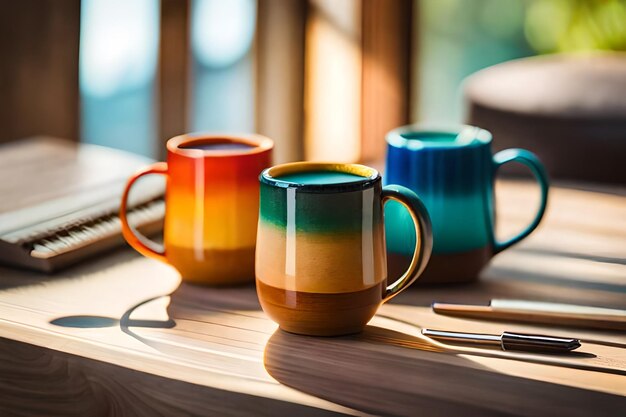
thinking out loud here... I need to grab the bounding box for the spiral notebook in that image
[0,137,165,273]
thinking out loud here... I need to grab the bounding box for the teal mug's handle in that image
[382,185,433,301]
[492,149,549,254]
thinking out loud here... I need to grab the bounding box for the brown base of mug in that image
[169,246,256,286]
[387,246,492,285]
[256,280,384,336]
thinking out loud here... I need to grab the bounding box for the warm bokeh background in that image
[1,0,625,172]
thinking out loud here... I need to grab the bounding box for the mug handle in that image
[492,149,549,254]
[382,185,433,302]
[120,162,168,263]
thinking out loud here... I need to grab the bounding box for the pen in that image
[421,329,581,353]
[431,300,626,331]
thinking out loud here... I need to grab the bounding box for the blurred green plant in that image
[525,0,626,52]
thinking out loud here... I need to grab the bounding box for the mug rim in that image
[167,132,274,158]
[260,162,380,193]
[386,123,492,151]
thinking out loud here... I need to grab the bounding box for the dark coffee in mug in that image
[179,140,257,152]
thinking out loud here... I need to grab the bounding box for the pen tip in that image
[569,339,581,351]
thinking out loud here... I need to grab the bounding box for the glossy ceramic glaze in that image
[256,162,433,336]
[385,125,549,284]
[120,133,273,285]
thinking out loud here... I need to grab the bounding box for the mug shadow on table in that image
[51,281,267,363]
[50,281,264,329]
[263,326,623,417]
[49,294,177,330]
[118,282,264,346]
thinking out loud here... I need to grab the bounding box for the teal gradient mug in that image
[385,125,549,284]
[256,162,433,336]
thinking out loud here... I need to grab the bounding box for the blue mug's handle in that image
[492,149,549,254]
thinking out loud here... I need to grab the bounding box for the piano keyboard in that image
[29,199,165,259]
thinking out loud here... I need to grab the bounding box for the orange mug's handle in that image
[120,162,168,263]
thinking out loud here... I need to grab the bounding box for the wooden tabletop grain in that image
[0,180,625,416]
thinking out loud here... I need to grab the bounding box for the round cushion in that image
[464,53,626,184]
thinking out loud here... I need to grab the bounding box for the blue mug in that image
[384,124,549,284]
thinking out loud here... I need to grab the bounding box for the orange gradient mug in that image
[120,133,273,285]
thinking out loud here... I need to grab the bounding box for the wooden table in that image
[1,180,625,416]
